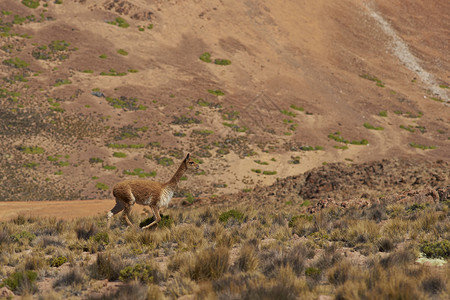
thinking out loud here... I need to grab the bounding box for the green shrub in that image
[89,157,104,164]
[90,232,110,245]
[49,256,67,267]
[305,267,322,277]
[208,89,224,96]
[103,165,116,170]
[139,214,173,228]
[421,240,450,259]
[123,168,156,178]
[400,125,415,132]
[199,52,211,63]
[107,17,129,28]
[117,49,128,56]
[360,74,384,87]
[379,110,388,117]
[113,152,127,158]
[96,182,109,190]
[219,209,244,224]
[363,122,384,130]
[11,231,36,244]
[3,57,29,68]
[214,59,231,65]
[49,40,70,51]
[280,109,296,117]
[156,157,173,166]
[19,146,44,154]
[119,264,154,283]
[263,170,277,175]
[290,104,304,111]
[2,270,38,293]
[409,142,436,150]
[107,143,145,149]
[54,79,71,87]
[22,0,40,8]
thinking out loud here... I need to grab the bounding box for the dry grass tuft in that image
[187,247,229,280]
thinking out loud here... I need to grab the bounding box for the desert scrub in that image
[119,264,154,283]
[156,156,173,166]
[300,145,324,151]
[290,104,304,111]
[107,17,130,28]
[328,132,368,145]
[199,52,212,63]
[2,270,38,294]
[420,240,450,259]
[191,129,214,136]
[3,57,29,68]
[123,168,156,178]
[214,59,231,65]
[107,143,145,149]
[400,125,415,132]
[103,165,116,170]
[139,214,173,229]
[113,152,127,158]
[409,142,436,150]
[95,182,109,191]
[18,145,44,154]
[11,230,36,246]
[219,209,244,224]
[172,115,202,125]
[89,157,104,164]
[54,79,71,87]
[360,74,385,87]
[263,170,277,175]
[186,247,229,280]
[49,255,67,267]
[280,109,296,117]
[21,0,40,9]
[363,122,384,130]
[100,69,127,76]
[223,122,248,132]
[254,160,269,165]
[379,110,388,117]
[117,49,128,56]
[105,96,146,110]
[208,89,224,96]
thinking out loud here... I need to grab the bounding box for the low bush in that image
[119,264,154,283]
[421,240,450,259]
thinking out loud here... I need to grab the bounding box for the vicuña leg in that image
[107,200,124,228]
[142,205,161,230]
[122,204,134,227]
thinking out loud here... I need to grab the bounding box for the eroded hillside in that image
[0,0,448,201]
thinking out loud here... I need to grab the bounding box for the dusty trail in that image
[0,199,146,221]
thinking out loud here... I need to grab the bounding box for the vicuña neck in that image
[166,161,186,188]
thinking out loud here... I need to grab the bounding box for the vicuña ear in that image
[185,153,190,160]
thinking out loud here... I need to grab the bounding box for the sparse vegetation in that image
[117,49,128,56]
[107,17,130,28]
[409,142,436,150]
[364,122,384,130]
[199,52,211,63]
[360,73,385,87]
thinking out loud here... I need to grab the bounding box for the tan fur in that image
[107,153,199,229]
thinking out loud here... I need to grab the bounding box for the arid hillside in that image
[0,0,448,201]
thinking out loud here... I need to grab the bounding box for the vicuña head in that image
[106,153,199,229]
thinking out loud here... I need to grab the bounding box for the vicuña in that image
[107,153,199,229]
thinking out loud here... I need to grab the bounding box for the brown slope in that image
[0,0,448,201]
